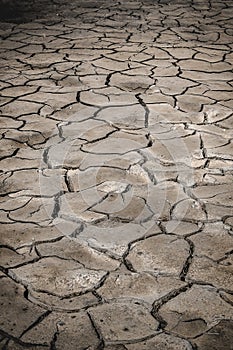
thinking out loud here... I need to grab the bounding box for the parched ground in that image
[0,0,233,349]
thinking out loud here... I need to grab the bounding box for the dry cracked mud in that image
[0,0,233,349]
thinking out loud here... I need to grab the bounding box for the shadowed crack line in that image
[0,329,48,349]
[180,238,195,281]
[20,311,52,339]
[151,283,192,330]
[87,312,105,350]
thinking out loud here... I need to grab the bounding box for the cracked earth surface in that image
[0,0,233,349]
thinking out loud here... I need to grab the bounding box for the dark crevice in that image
[0,329,48,348]
[87,312,105,350]
[0,148,19,161]
[20,311,52,339]
[151,283,192,329]
[180,238,195,281]
[64,171,73,192]
[50,329,59,350]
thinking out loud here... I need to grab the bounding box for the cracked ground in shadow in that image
[0,0,233,349]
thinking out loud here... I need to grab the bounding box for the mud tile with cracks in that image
[202,105,233,123]
[190,222,233,261]
[217,114,233,130]
[3,341,49,349]
[45,139,84,169]
[0,100,43,117]
[28,288,98,312]
[181,70,233,83]
[106,92,139,106]
[68,167,127,192]
[0,277,46,338]
[155,76,197,96]
[110,73,154,93]
[52,104,98,122]
[98,272,186,304]
[154,133,202,165]
[207,142,233,161]
[180,58,231,73]
[1,169,66,197]
[0,246,37,269]
[24,91,77,111]
[166,47,196,59]
[126,333,193,350]
[0,116,23,129]
[92,56,129,71]
[37,237,120,271]
[59,189,107,223]
[8,197,54,225]
[79,74,108,89]
[88,301,159,343]
[200,133,231,150]
[79,151,143,172]
[61,119,114,141]
[188,123,232,140]
[77,220,159,257]
[127,234,190,275]
[146,181,188,220]
[81,131,147,154]
[187,255,233,291]
[148,103,203,124]
[0,195,30,211]
[176,94,214,113]
[93,192,152,223]
[202,172,233,185]
[3,129,46,147]
[10,146,43,163]
[205,203,233,221]
[9,256,106,297]
[143,161,189,185]
[0,85,39,99]
[97,104,146,129]
[144,47,171,59]
[207,158,233,172]
[192,184,233,207]
[159,284,233,338]
[149,122,193,140]
[0,221,76,248]
[111,129,149,148]
[0,139,21,159]
[140,91,174,105]
[152,65,179,78]
[20,311,99,349]
[19,115,58,138]
[22,53,65,69]
[193,320,233,350]
[172,198,207,222]
[127,164,151,185]
[164,220,200,237]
